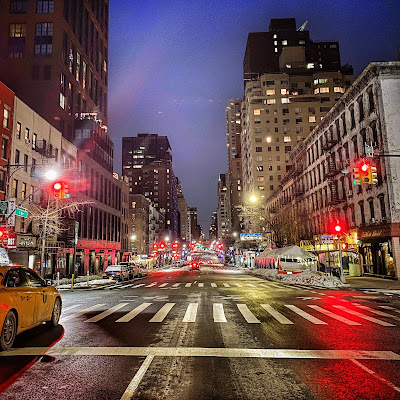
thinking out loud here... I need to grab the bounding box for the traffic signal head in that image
[360,162,371,184]
[369,166,378,184]
[353,167,361,185]
[53,182,62,198]
[52,181,70,198]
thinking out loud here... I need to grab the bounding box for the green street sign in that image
[0,201,8,215]
[15,208,28,218]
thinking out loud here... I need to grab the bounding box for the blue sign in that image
[240,233,263,241]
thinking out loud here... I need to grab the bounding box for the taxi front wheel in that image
[1,311,17,351]
[47,298,61,327]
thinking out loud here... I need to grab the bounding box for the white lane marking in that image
[5,347,399,360]
[198,283,204,287]
[260,284,272,289]
[351,359,400,393]
[182,303,199,323]
[62,304,81,312]
[247,283,256,287]
[270,283,282,288]
[115,303,152,323]
[379,306,400,314]
[213,303,227,322]
[61,304,106,322]
[149,303,175,323]
[234,283,243,287]
[172,283,181,287]
[185,283,192,287]
[308,305,361,326]
[159,283,168,287]
[237,304,260,323]
[132,284,145,289]
[120,284,135,289]
[223,283,230,288]
[145,282,157,288]
[333,306,395,327]
[120,355,154,400]
[85,303,129,323]
[211,283,217,287]
[285,305,327,325]
[261,304,293,324]
[355,305,400,322]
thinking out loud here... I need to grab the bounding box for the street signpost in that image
[0,201,8,215]
[15,208,28,218]
[7,198,16,227]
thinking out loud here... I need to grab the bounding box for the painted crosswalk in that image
[60,302,400,328]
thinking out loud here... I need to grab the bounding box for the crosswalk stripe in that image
[213,303,227,322]
[159,283,168,287]
[182,303,199,323]
[172,283,181,287]
[145,283,157,288]
[61,304,106,322]
[237,304,260,323]
[270,283,282,288]
[379,306,400,314]
[355,305,400,322]
[149,303,175,323]
[85,303,129,323]
[62,304,81,312]
[308,305,361,325]
[132,284,145,288]
[247,283,256,287]
[223,283,230,288]
[261,304,293,324]
[185,283,192,288]
[234,283,243,287]
[333,306,395,327]
[115,303,152,323]
[211,283,217,287]
[260,284,272,289]
[198,283,204,288]
[285,305,327,325]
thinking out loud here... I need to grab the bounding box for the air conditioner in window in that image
[348,190,353,197]
[382,216,387,221]
[25,139,30,145]
[371,218,375,223]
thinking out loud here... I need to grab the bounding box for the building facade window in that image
[3,109,10,129]
[1,138,8,159]
[37,0,54,13]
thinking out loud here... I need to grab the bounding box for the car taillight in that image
[102,273,106,276]
[116,272,121,275]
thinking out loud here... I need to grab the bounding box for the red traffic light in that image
[53,182,62,190]
[172,242,179,249]
[152,243,158,250]
[52,181,70,199]
[334,224,342,233]
[361,163,369,172]
[159,242,166,249]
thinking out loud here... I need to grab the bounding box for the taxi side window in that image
[4,269,26,288]
[24,270,44,287]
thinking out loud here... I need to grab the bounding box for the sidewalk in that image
[345,275,400,290]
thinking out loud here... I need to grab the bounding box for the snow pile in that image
[250,268,344,288]
[56,278,114,289]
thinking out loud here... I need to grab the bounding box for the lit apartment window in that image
[253,109,261,115]
[266,89,275,96]
[256,166,263,171]
[274,48,278,53]
[286,64,292,68]
[280,88,287,95]
[266,137,271,143]
[3,109,10,129]
[309,116,316,123]
[16,122,21,139]
[320,87,329,93]
[257,176,264,182]
[258,186,265,191]
[299,40,305,44]
[284,136,291,143]
[281,98,289,104]
[10,23,26,37]
[37,1,54,13]
[282,40,287,46]
[267,99,276,105]
[307,63,315,69]
[274,41,278,46]
[273,34,277,39]
[314,88,320,94]
[319,78,328,84]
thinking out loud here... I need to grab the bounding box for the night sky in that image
[108,0,400,234]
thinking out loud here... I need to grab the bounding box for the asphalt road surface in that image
[1,266,399,400]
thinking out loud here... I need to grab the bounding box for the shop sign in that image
[321,235,334,244]
[17,235,37,248]
[6,233,17,250]
[240,233,263,241]
[359,225,391,240]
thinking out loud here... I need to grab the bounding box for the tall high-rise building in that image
[217,174,231,240]
[177,178,191,242]
[0,0,109,142]
[122,134,178,237]
[243,18,346,84]
[226,99,242,232]
[241,18,354,202]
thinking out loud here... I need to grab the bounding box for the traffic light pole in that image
[40,195,51,277]
[337,236,346,283]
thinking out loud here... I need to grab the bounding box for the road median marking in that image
[2,347,400,360]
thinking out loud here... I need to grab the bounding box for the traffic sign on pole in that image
[15,208,28,218]
[0,201,8,215]
[7,198,16,227]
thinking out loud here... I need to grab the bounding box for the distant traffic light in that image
[360,162,370,184]
[52,181,70,198]
[172,242,179,250]
[353,161,378,185]
[353,167,361,185]
[334,223,342,233]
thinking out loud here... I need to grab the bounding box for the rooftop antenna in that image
[297,21,308,31]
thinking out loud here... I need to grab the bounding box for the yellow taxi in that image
[0,266,62,351]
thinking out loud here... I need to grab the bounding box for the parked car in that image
[102,265,130,281]
[0,266,62,351]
